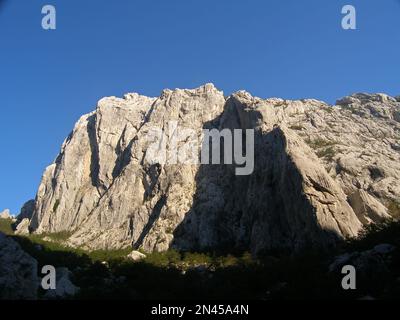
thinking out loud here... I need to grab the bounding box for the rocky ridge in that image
[20,84,399,254]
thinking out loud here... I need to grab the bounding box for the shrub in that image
[214,254,239,268]
[88,248,132,262]
[306,138,337,149]
[53,199,60,213]
[289,125,304,131]
[144,249,182,267]
[239,251,255,266]
[388,200,400,219]
[41,231,73,242]
[183,252,212,265]
[316,146,336,161]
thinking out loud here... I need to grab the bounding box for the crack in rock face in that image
[27,84,400,254]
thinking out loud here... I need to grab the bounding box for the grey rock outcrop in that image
[15,218,30,235]
[0,209,11,219]
[27,85,399,254]
[0,232,39,299]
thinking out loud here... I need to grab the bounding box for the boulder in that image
[0,232,39,299]
[127,250,146,261]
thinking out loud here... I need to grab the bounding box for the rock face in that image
[348,190,390,224]
[0,232,39,299]
[15,218,30,235]
[17,200,35,221]
[27,85,400,254]
[0,209,11,219]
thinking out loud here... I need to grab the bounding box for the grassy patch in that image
[323,107,334,113]
[306,138,338,161]
[144,249,182,267]
[11,235,90,270]
[7,231,131,271]
[41,231,73,242]
[0,218,14,235]
[88,248,132,262]
[182,252,213,265]
[306,138,337,149]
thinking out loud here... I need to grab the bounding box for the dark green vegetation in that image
[1,219,400,300]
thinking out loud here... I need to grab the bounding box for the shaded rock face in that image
[17,200,35,221]
[0,232,39,299]
[14,201,36,234]
[28,85,400,254]
[173,94,361,253]
[348,190,390,224]
[329,244,396,286]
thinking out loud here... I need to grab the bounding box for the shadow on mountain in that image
[87,114,101,188]
[171,96,342,256]
[132,195,167,250]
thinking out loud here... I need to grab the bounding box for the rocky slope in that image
[23,84,400,254]
[0,232,39,299]
[0,231,80,300]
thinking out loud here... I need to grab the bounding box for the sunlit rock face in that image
[28,85,400,254]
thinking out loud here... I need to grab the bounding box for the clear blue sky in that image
[1,0,399,214]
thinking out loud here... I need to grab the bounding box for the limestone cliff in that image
[26,84,400,254]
